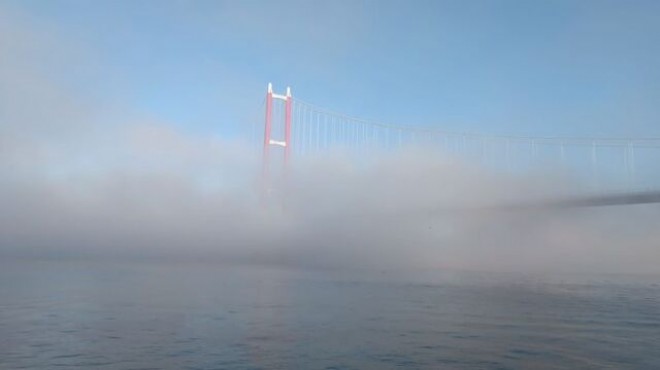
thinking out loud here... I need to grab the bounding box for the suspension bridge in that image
[259,83,660,206]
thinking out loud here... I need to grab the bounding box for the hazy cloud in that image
[2,136,660,275]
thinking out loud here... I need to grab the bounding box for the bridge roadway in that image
[498,190,660,210]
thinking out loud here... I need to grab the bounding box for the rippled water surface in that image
[1,259,659,369]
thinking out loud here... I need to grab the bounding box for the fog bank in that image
[2,133,659,274]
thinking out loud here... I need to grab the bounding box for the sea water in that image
[1,259,659,369]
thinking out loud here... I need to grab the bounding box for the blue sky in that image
[4,0,660,139]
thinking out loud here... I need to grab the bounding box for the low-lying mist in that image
[2,125,659,275]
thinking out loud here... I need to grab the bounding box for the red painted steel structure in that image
[284,87,292,166]
[262,83,292,201]
[262,83,273,188]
